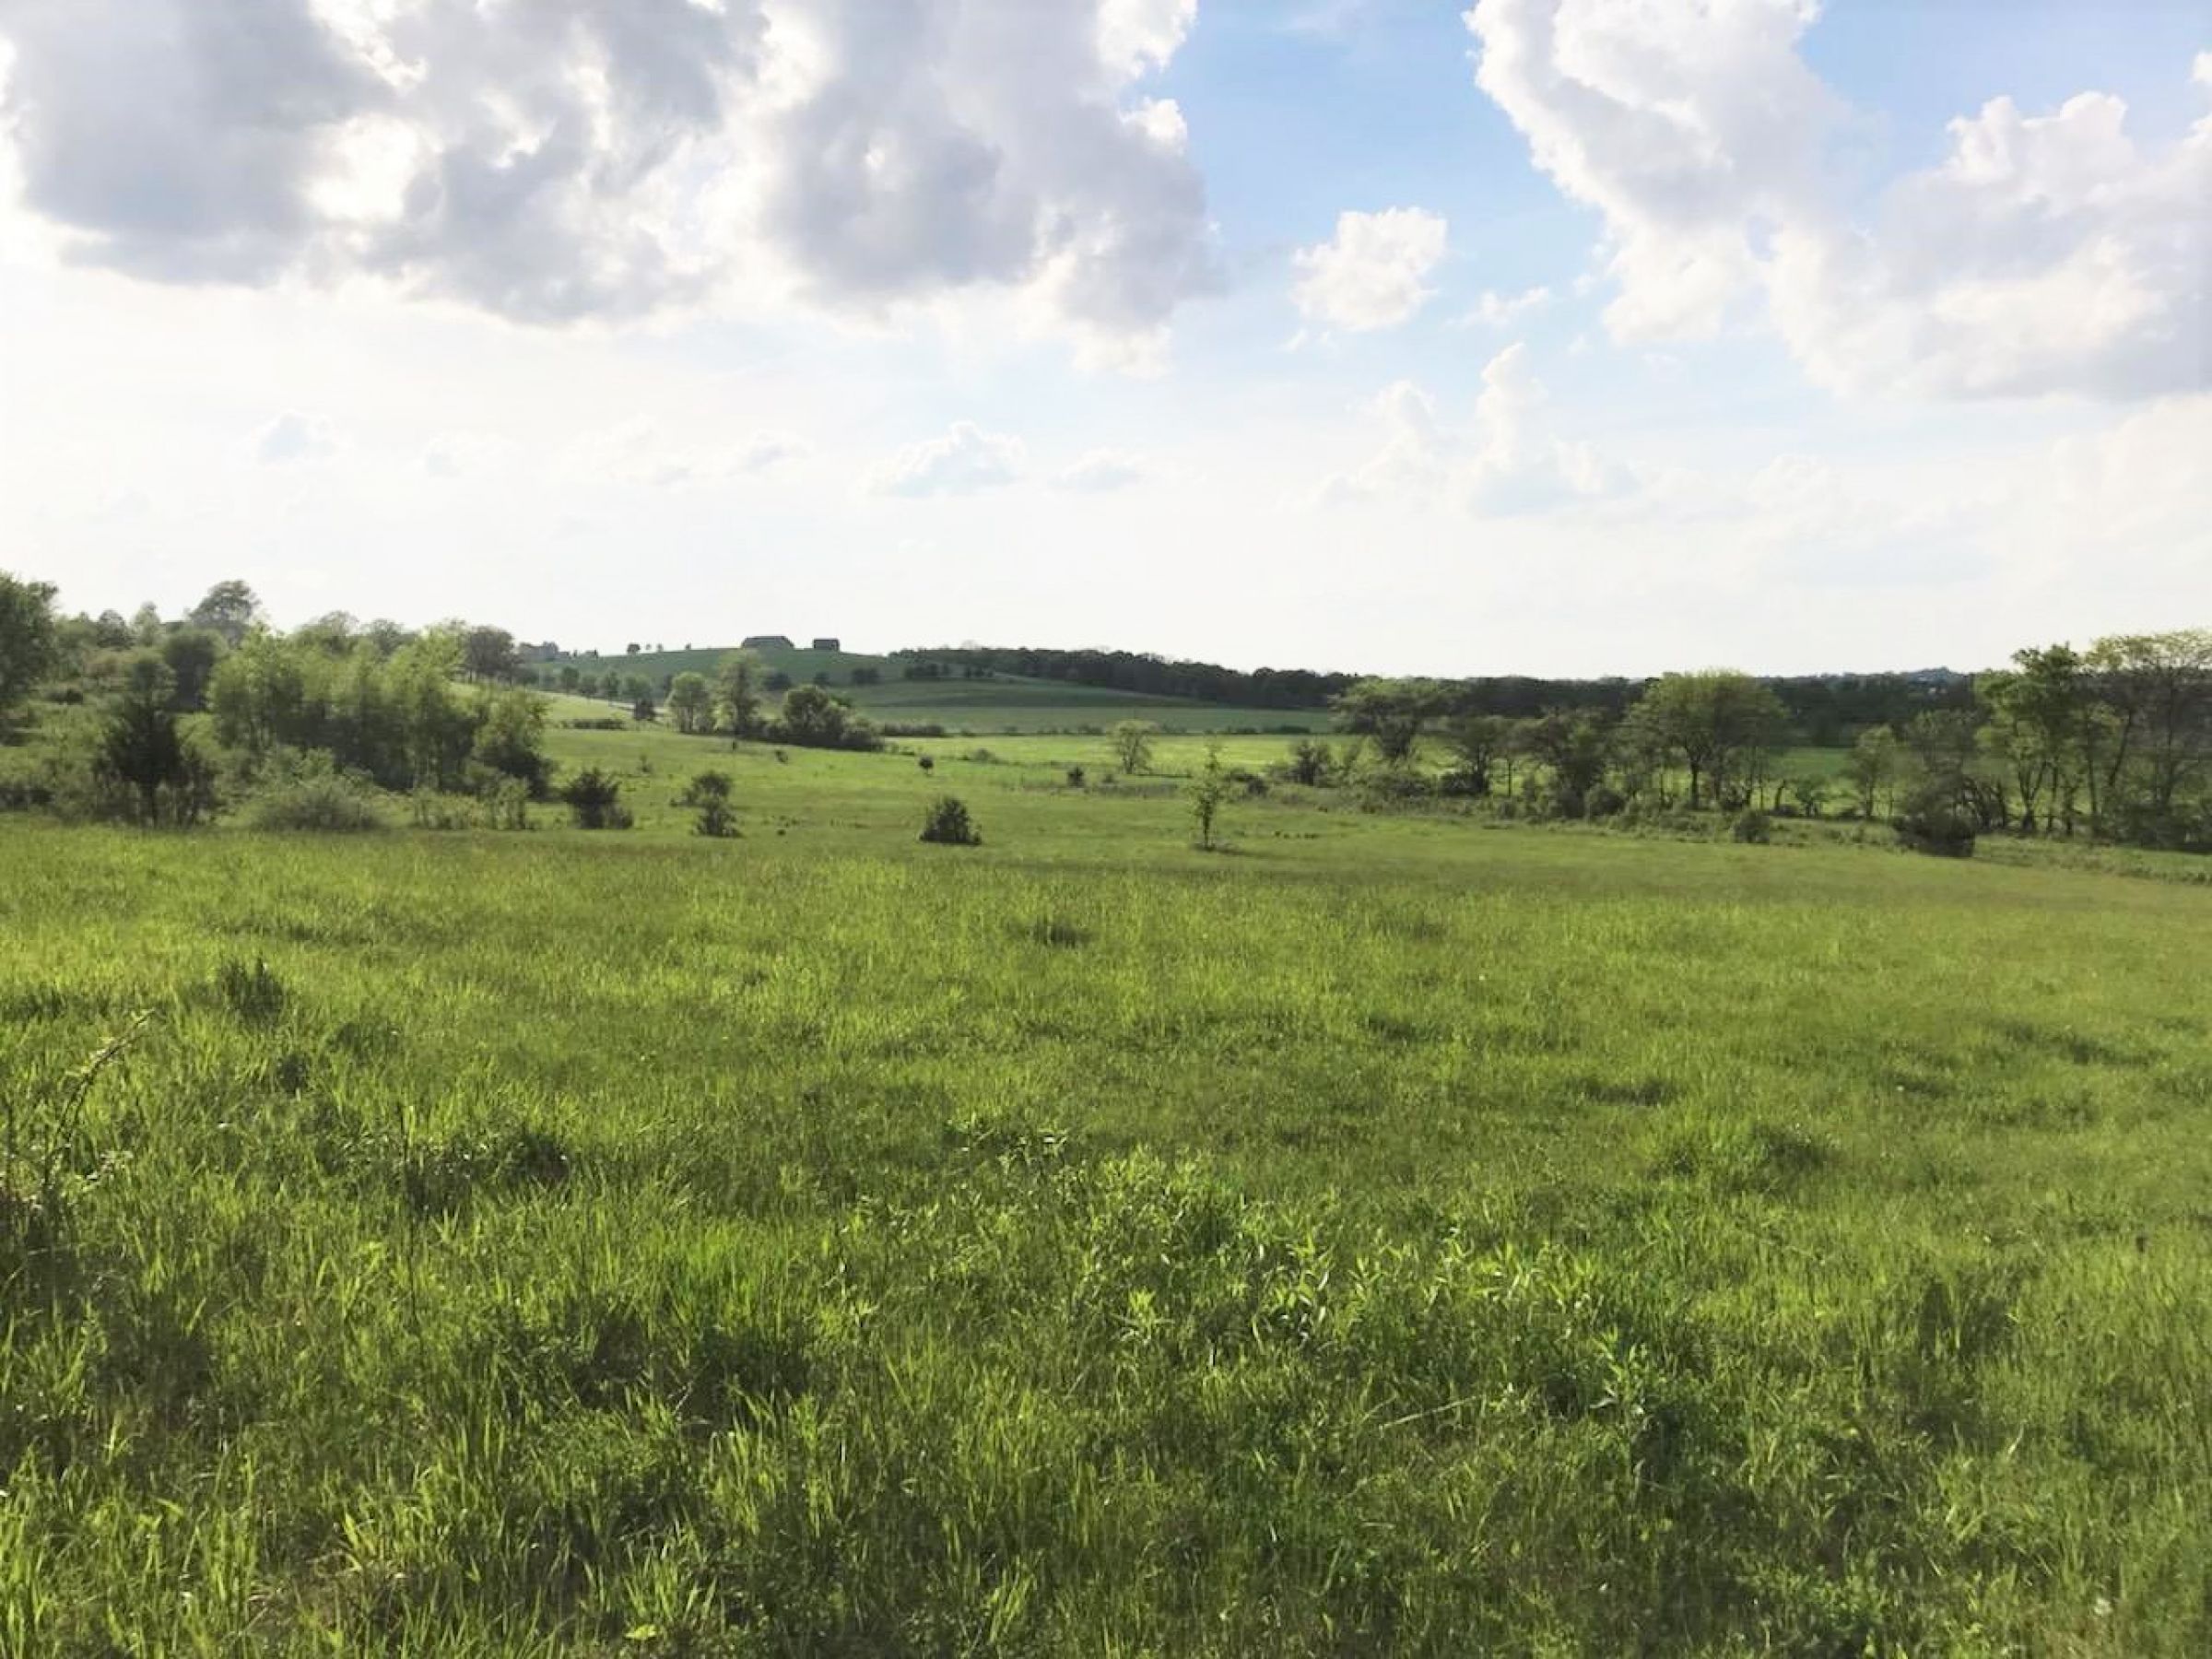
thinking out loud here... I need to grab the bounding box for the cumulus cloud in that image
[1052,449,1148,492]
[866,421,1027,498]
[1291,207,1450,332]
[253,411,339,464]
[0,0,1218,348]
[1466,0,2210,400]
[1314,343,1636,512]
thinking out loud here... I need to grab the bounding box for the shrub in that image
[562,768,632,830]
[410,789,475,830]
[484,778,531,831]
[919,795,981,846]
[1730,807,1773,844]
[250,777,388,833]
[1894,786,1976,858]
[1065,765,1087,788]
[683,771,738,839]
[918,755,935,774]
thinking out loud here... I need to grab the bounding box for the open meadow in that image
[5,727,2210,1654]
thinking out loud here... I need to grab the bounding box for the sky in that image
[0,0,2205,677]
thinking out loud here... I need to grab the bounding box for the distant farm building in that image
[742,634,794,650]
[812,638,841,652]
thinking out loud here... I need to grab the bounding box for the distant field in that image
[546,646,1328,734]
[4,725,2209,1652]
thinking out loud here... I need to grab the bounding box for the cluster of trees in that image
[0,576,555,823]
[898,646,1360,709]
[1324,631,2212,852]
[894,642,1977,733]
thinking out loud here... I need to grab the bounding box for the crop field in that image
[4,735,2209,1655]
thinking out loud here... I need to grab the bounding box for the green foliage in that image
[1730,806,1773,844]
[0,570,61,728]
[1331,677,1451,764]
[1186,744,1231,850]
[95,659,218,827]
[769,684,881,752]
[1109,719,1160,774]
[561,768,631,830]
[919,794,981,845]
[1895,782,1979,857]
[681,771,738,839]
[248,775,390,833]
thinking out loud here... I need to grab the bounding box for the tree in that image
[2084,629,2212,842]
[159,629,225,712]
[1109,720,1160,774]
[0,571,60,728]
[774,683,870,749]
[1332,678,1449,766]
[1186,744,1231,850]
[1843,726,1900,820]
[462,626,519,683]
[1441,712,1508,794]
[471,688,551,794]
[188,580,262,646]
[1286,736,1333,786]
[1524,711,1613,818]
[764,669,794,694]
[129,602,164,645]
[1630,672,1788,810]
[713,651,764,742]
[99,658,214,826]
[667,671,713,735]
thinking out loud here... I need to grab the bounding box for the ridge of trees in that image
[894,642,1974,739]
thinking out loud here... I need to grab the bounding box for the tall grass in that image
[1,809,2207,1653]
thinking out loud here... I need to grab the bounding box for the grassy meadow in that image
[4,720,2211,1653]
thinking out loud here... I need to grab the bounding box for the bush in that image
[918,755,935,773]
[682,771,738,839]
[1894,788,1977,858]
[561,768,632,830]
[1730,807,1773,844]
[250,777,388,833]
[1065,765,1087,788]
[919,795,981,846]
[483,778,532,831]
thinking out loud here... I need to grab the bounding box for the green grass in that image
[4,741,2210,1653]
[549,647,1326,734]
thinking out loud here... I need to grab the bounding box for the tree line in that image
[894,643,1977,737]
[1322,631,2212,853]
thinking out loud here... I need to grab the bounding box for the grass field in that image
[549,647,1327,735]
[4,728,2211,1653]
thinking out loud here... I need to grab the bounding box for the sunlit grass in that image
[3,760,2209,1652]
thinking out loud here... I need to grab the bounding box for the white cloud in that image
[566,418,809,489]
[1291,207,1450,332]
[1314,343,1637,513]
[1455,284,1554,328]
[866,421,1027,498]
[1052,449,1148,492]
[1466,0,2211,400]
[254,411,339,464]
[0,0,1218,353]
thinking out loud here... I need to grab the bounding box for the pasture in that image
[3,741,2209,1653]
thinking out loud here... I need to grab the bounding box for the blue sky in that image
[0,0,2204,675]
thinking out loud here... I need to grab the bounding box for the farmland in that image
[4,716,2210,1653]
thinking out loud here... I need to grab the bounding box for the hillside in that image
[546,644,1326,734]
